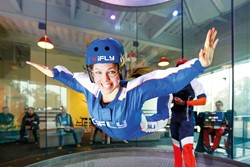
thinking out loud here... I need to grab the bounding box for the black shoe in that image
[205,146,214,154]
[207,149,214,155]
[204,146,211,152]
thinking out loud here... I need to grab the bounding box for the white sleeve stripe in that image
[190,79,206,97]
[74,73,99,95]
[54,65,73,75]
[54,66,99,96]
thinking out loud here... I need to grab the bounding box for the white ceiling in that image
[0,0,249,69]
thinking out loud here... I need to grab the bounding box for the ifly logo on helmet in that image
[91,55,115,62]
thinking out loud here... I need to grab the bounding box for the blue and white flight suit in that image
[52,58,205,140]
[171,79,206,167]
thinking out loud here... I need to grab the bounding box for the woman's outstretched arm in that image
[26,61,54,77]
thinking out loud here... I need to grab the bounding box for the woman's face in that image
[92,63,120,94]
[28,108,34,115]
[215,102,223,111]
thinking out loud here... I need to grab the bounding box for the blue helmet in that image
[86,38,125,65]
[85,38,126,82]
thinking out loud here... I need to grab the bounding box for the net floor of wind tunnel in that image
[26,147,250,167]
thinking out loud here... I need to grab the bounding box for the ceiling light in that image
[172,10,179,17]
[110,14,116,20]
[158,56,169,67]
[37,35,54,49]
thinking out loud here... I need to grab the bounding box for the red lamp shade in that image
[176,58,188,67]
[127,50,137,62]
[158,56,169,66]
[37,35,54,49]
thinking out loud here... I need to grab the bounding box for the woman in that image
[26,28,218,140]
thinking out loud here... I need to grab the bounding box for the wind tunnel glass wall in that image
[184,0,250,164]
[233,1,250,163]
[1,0,250,166]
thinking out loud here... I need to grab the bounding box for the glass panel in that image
[183,0,233,159]
[234,1,250,163]
[186,0,250,165]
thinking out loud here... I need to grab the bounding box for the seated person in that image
[0,106,15,130]
[55,106,81,150]
[19,107,40,143]
[203,100,226,154]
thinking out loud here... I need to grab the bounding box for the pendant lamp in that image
[158,56,169,66]
[38,35,54,49]
[37,0,54,49]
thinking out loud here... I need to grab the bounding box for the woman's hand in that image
[199,27,219,67]
[26,61,54,77]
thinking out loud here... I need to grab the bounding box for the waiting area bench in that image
[38,127,84,148]
[0,129,20,143]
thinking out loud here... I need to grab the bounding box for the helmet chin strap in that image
[122,64,127,80]
[86,65,94,83]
